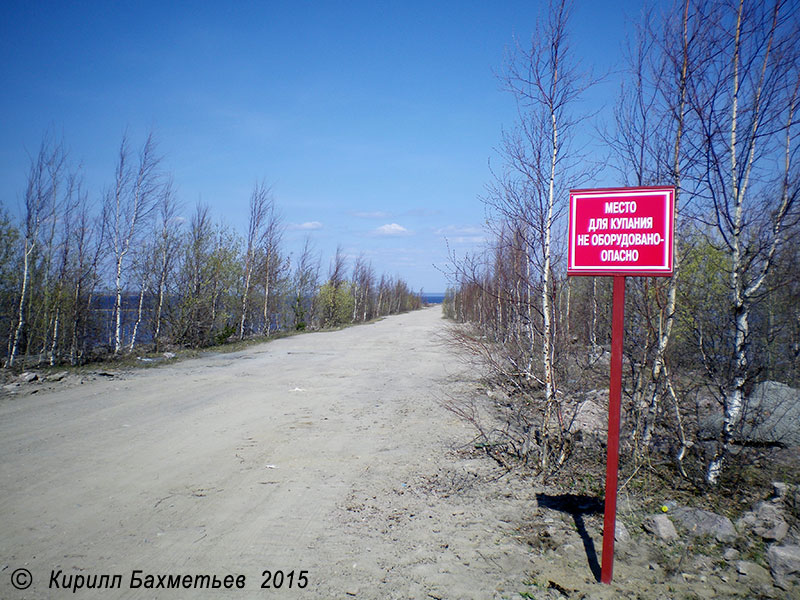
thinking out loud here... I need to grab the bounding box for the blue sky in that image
[1,0,646,292]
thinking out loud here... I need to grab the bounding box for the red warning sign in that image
[568,187,675,276]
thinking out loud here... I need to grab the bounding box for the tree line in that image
[2,132,422,369]
[444,0,799,486]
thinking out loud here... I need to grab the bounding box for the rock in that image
[642,513,678,542]
[700,381,800,445]
[773,482,789,500]
[723,548,740,561]
[767,544,800,590]
[737,501,789,542]
[747,382,800,445]
[565,396,606,437]
[736,560,772,586]
[754,505,789,543]
[670,507,737,542]
[738,511,757,529]
[691,554,715,573]
[18,372,38,383]
[45,372,66,382]
[163,352,176,359]
[614,520,630,542]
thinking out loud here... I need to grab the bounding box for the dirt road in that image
[0,307,546,599]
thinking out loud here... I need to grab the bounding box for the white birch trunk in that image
[154,258,167,352]
[239,253,253,340]
[113,254,125,354]
[9,240,32,367]
[49,305,60,366]
[540,106,558,472]
[129,279,147,351]
[263,248,272,335]
[707,1,746,484]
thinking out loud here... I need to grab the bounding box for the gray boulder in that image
[614,520,630,542]
[736,560,773,587]
[642,513,679,542]
[701,381,800,446]
[670,507,737,542]
[723,547,740,562]
[773,481,789,500]
[767,544,800,590]
[737,501,789,542]
[565,394,607,438]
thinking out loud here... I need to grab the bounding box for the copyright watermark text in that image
[6,567,308,594]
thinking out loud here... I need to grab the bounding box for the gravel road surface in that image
[0,307,543,599]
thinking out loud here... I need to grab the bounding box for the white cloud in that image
[374,223,410,236]
[289,221,323,231]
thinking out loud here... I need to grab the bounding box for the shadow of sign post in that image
[567,186,675,583]
[536,493,603,581]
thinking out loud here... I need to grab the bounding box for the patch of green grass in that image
[738,537,768,567]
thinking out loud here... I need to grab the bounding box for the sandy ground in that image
[0,307,547,599]
[3,306,777,600]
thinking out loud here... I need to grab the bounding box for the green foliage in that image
[292,292,307,330]
[214,324,236,345]
[668,233,734,376]
[441,288,456,320]
[172,212,243,348]
[0,212,21,354]
[317,282,354,328]
[2,134,425,367]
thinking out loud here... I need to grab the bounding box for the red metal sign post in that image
[567,187,675,584]
[601,274,626,584]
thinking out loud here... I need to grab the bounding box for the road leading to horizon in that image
[0,306,540,599]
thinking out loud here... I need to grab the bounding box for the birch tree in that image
[151,178,181,352]
[8,138,65,367]
[68,195,104,365]
[260,199,283,335]
[501,0,594,471]
[321,245,349,327]
[127,246,150,351]
[290,237,320,331]
[351,254,375,323]
[47,172,82,364]
[239,181,271,339]
[0,212,21,360]
[105,132,161,354]
[603,0,702,468]
[689,0,800,484]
